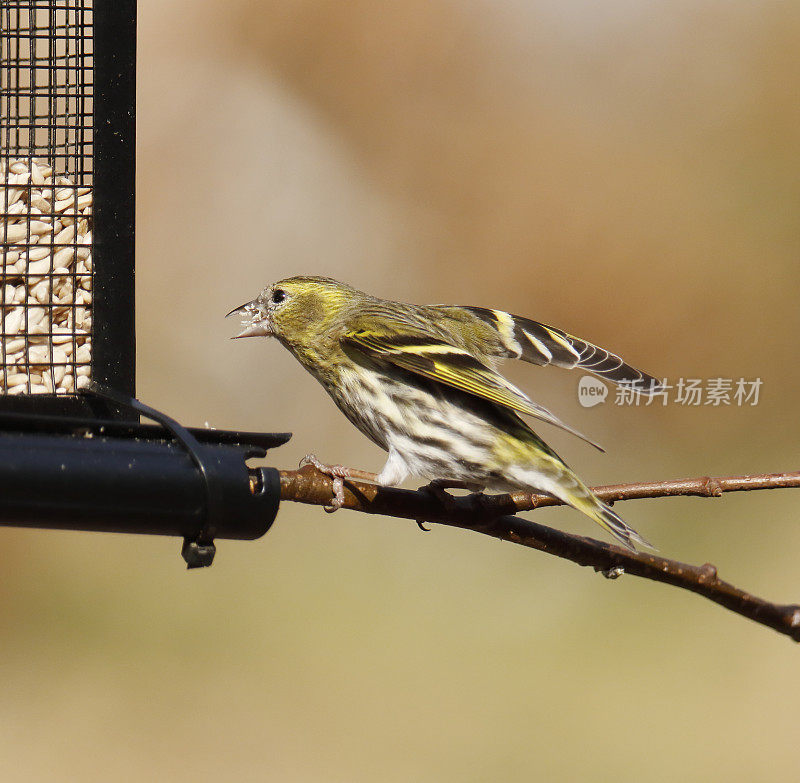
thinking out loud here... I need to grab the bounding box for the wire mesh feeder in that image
[0,1,134,413]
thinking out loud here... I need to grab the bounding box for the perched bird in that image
[228,276,659,550]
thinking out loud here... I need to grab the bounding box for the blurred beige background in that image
[3,1,800,780]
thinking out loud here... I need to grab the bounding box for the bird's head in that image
[227,276,358,356]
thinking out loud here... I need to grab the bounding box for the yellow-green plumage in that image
[229,276,658,550]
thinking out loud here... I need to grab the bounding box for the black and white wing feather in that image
[462,307,662,393]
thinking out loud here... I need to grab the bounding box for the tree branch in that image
[278,466,800,642]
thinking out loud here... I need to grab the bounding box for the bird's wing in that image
[342,327,604,451]
[460,307,662,393]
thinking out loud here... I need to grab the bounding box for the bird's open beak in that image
[226,301,255,318]
[226,299,273,339]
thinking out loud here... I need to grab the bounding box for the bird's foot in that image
[421,479,484,507]
[299,454,378,512]
[420,479,461,509]
[416,480,487,531]
[467,491,495,513]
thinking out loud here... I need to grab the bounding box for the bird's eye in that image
[271,289,286,304]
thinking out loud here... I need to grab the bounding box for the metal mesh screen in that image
[0,1,93,396]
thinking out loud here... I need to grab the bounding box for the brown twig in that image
[278,466,800,642]
[505,471,800,510]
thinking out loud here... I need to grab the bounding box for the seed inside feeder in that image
[1,158,92,395]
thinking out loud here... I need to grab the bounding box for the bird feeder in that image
[0,1,288,566]
[1,0,134,413]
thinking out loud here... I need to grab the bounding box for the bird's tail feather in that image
[518,459,652,551]
[579,497,653,551]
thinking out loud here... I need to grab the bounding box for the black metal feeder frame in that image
[0,1,287,566]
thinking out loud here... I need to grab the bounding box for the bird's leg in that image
[299,454,379,512]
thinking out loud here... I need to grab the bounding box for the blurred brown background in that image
[3,1,800,780]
